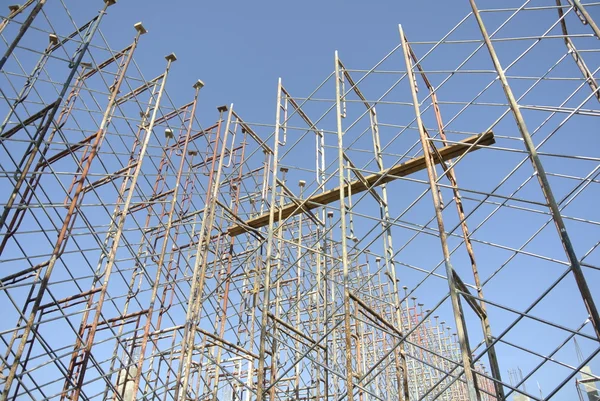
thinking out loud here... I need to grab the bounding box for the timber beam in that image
[228,131,495,236]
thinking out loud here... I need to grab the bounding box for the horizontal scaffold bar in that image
[228,131,495,236]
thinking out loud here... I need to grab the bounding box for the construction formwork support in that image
[0,3,116,398]
[0,0,47,71]
[334,53,355,401]
[255,79,283,401]
[469,0,600,342]
[400,25,481,401]
[401,29,505,400]
[175,103,232,400]
[1,1,600,401]
[0,6,112,251]
[59,52,174,401]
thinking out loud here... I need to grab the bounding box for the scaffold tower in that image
[1,1,600,401]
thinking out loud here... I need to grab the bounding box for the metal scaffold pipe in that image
[469,0,600,343]
[1,1,599,400]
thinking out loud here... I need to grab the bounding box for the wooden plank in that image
[228,131,495,236]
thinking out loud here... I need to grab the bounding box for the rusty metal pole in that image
[399,25,481,401]
[367,98,410,401]
[0,0,48,71]
[0,2,110,242]
[0,1,37,35]
[469,0,600,342]
[570,0,600,39]
[268,166,288,401]
[0,15,138,401]
[210,127,247,401]
[62,52,175,401]
[403,36,505,399]
[176,105,232,400]
[129,79,203,399]
[555,0,600,103]
[334,51,355,401]
[256,78,283,401]
[2,25,144,401]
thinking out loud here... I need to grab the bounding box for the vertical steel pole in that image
[469,0,600,342]
[404,35,505,399]
[62,53,175,401]
[370,105,410,401]
[570,0,600,38]
[0,0,48,71]
[0,2,109,238]
[0,1,37,35]
[173,115,221,400]
[399,25,481,401]
[256,78,283,401]
[129,80,203,399]
[296,180,306,401]
[327,211,338,400]
[0,10,130,399]
[210,126,246,401]
[268,166,287,401]
[176,105,232,399]
[334,51,355,400]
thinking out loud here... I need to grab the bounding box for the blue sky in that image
[3,1,600,399]
[89,0,467,119]
[82,1,598,398]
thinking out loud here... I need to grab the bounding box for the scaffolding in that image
[1,1,600,400]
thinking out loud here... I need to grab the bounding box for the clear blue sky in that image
[88,0,467,120]
[9,1,600,400]
[57,0,600,397]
